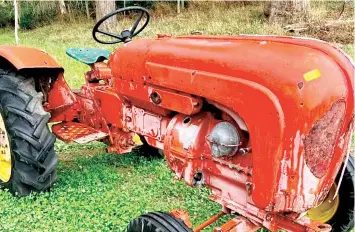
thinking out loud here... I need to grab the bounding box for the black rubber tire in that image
[0,69,58,196]
[126,212,192,232]
[328,155,354,232]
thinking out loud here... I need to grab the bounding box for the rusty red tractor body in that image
[0,7,354,232]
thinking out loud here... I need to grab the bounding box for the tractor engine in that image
[47,35,354,232]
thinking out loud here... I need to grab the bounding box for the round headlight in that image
[208,121,240,158]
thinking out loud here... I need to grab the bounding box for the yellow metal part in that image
[304,69,321,82]
[0,113,11,182]
[307,184,339,223]
[133,134,143,146]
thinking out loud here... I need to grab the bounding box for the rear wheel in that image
[307,156,354,231]
[127,212,192,232]
[0,69,58,196]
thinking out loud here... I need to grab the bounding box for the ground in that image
[0,142,222,231]
[0,2,353,231]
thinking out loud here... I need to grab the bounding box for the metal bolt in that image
[150,92,162,104]
[265,214,273,222]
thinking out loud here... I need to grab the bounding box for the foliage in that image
[0,0,161,29]
[19,2,57,29]
[0,1,14,27]
[117,0,157,9]
[0,1,58,29]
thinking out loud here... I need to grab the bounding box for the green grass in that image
[0,142,222,231]
[0,2,353,231]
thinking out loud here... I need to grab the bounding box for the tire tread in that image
[0,68,58,196]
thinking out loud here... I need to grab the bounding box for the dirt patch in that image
[304,20,354,44]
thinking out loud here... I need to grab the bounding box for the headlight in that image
[207,121,240,158]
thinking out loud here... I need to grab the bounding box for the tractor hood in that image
[109,35,354,212]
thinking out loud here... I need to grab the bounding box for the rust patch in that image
[304,101,346,178]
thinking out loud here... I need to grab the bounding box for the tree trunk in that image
[13,0,19,45]
[177,0,181,14]
[293,0,309,17]
[264,0,310,23]
[85,1,90,19]
[95,0,116,31]
[59,0,66,14]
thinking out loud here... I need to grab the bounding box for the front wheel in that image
[127,212,192,232]
[307,155,354,231]
[327,155,354,231]
[0,69,58,196]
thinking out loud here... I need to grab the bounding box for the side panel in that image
[145,63,285,209]
[0,46,62,70]
[46,73,78,122]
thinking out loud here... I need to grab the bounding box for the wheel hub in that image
[0,114,11,182]
[307,184,339,223]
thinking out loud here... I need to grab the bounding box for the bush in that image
[20,2,57,29]
[116,0,157,9]
[0,1,161,30]
[0,2,14,27]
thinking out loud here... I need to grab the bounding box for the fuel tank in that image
[109,35,354,212]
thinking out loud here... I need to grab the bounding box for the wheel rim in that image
[0,113,11,182]
[307,184,339,223]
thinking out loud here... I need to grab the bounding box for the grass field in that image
[0,2,354,231]
[0,142,223,231]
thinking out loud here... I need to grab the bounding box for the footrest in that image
[52,122,108,144]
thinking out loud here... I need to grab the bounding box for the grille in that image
[304,101,346,178]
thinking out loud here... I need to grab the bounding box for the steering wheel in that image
[93,6,150,44]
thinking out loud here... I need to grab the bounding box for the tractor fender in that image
[0,46,76,118]
[0,46,63,70]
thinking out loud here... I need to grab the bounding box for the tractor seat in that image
[66,48,111,65]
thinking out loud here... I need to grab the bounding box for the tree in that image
[13,0,19,44]
[264,0,310,23]
[59,0,66,14]
[85,1,90,19]
[95,0,116,31]
[177,0,185,14]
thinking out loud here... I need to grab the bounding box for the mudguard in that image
[0,46,63,70]
[0,46,75,119]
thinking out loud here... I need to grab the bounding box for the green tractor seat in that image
[66,48,111,65]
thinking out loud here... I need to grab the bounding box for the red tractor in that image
[0,7,353,232]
